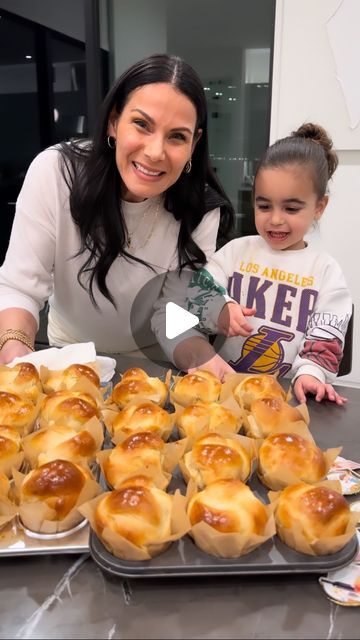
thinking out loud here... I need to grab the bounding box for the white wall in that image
[271,0,360,387]
[109,0,167,78]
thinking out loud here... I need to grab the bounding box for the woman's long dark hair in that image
[59,53,234,307]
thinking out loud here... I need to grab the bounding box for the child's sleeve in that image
[291,259,352,385]
[186,245,235,334]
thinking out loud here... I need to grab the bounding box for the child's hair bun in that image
[292,123,338,179]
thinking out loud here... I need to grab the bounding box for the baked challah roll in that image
[180,433,252,488]
[100,431,169,490]
[258,432,327,489]
[188,479,268,535]
[110,401,173,441]
[23,422,103,468]
[39,390,99,430]
[176,402,240,439]
[0,426,24,477]
[171,370,221,406]
[233,374,285,410]
[274,482,354,554]
[42,363,100,394]
[18,458,100,532]
[0,391,38,435]
[0,362,42,403]
[0,472,11,496]
[245,396,306,438]
[94,482,173,554]
[111,368,168,408]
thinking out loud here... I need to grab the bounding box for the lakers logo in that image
[229,325,293,376]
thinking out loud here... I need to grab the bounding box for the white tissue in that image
[9,341,116,383]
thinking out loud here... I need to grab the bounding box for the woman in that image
[0,53,234,366]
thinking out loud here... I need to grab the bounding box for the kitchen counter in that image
[1,357,359,640]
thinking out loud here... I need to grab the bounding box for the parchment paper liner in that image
[219,372,291,404]
[185,480,276,558]
[78,487,191,560]
[179,432,258,488]
[0,451,25,478]
[101,404,174,442]
[173,395,242,439]
[12,465,102,534]
[22,416,104,468]
[0,496,17,530]
[269,480,358,556]
[40,364,107,407]
[257,422,342,490]
[96,434,188,490]
[105,370,172,409]
[241,403,310,439]
[170,373,222,408]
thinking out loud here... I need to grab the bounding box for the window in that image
[106,0,276,236]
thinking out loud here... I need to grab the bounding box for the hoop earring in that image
[107,135,116,149]
[184,159,192,174]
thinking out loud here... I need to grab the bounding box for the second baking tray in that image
[88,474,359,578]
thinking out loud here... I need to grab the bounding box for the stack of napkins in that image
[10,342,116,383]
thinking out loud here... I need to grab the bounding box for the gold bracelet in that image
[0,329,35,352]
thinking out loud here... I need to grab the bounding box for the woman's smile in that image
[132,161,165,178]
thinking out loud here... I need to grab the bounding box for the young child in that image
[186,123,352,405]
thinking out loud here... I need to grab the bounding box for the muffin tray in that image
[88,472,359,579]
[0,518,90,557]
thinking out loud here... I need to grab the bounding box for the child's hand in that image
[188,354,235,382]
[217,302,256,337]
[293,374,348,405]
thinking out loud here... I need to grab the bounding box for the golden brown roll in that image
[176,402,239,438]
[94,482,173,549]
[111,401,173,440]
[0,425,23,476]
[181,432,251,487]
[258,433,327,489]
[23,424,101,468]
[19,459,91,521]
[187,478,268,535]
[275,482,351,544]
[112,368,168,408]
[0,362,42,403]
[39,390,99,429]
[0,391,38,435]
[233,374,285,410]
[172,370,221,406]
[102,431,166,489]
[42,363,100,394]
[248,396,305,438]
[0,472,11,496]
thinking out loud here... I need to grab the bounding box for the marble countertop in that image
[1,357,359,639]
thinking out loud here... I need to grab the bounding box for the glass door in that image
[0,10,41,263]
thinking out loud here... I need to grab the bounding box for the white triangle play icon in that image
[165,302,199,339]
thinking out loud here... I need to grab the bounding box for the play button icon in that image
[129,270,229,367]
[165,302,199,339]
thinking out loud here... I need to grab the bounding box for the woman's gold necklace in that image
[126,199,161,250]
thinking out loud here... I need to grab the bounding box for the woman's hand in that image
[293,374,347,405]
[188,353,235,382]
[0,341,33,365]
[217,302,256,337]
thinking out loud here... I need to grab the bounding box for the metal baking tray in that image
[89,471,359,578]
[0,518,90,557]
[0,379,112,558]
